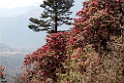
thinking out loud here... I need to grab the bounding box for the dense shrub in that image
[73,0,124,52]
[22,32,68,83]
[70,0,124,82]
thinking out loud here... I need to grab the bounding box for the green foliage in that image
[28,0,74,33]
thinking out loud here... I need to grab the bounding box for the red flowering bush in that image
[46,32,68,61]
[0,66,5,78]
[22,32,68,83]
[73,0,124,51]
[0,66,7,83]
[69,0,124,83]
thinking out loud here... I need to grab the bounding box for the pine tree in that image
[28,0,74,33]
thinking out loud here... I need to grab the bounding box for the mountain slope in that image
[0,42,15,52]
[0,6,41,17]
[0,42,29,82]
[0,10,46,51]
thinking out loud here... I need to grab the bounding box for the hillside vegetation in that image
[19,0,124,83]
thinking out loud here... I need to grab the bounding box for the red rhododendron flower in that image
[116,0,120,2]
[83,26,89,30]
[91,0,98,5]
[83,30,88,33]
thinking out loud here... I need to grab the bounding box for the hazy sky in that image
[0,0,83,9]
[0,0,43,9]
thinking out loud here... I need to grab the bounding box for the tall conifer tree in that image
[28,0,74,33]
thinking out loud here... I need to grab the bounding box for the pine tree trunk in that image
[54,2,58,33]
[55,14,57,33]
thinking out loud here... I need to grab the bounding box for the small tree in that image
[28,0,74,33]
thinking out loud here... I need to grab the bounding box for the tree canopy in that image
[28,0,74,33]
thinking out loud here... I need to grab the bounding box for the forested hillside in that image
[21,0,124,83]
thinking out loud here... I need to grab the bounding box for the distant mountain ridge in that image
[0,43,28,81]
[0,6,42,17]
[0,42,28,80]
[0,42,15,52]
[0,6,46,51]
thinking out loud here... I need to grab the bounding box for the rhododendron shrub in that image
[70,0,124,82]
[22,32,68,83]
[73,0,124,51]
[46,32,68,61]
[0,66,7,83]
[0,66,5,79]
